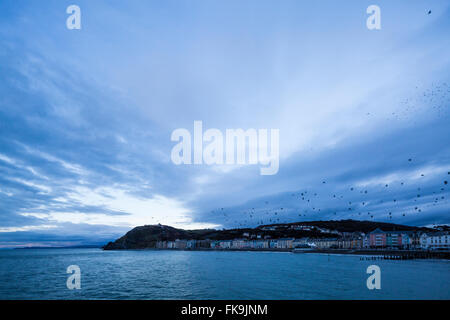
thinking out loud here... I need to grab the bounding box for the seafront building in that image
[365,228,412,249]
[276,238,294,249]
[154,230,449,251]
[311,238,339,249]
[364,229,450,250]
[420,232,450,250]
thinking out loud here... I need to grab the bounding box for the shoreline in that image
[301,249,450,260]
[103,247,450,259]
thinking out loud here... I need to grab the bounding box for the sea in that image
[0,248,448,299]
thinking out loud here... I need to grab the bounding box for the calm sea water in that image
[0,248,448,299]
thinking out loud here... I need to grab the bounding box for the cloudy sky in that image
[0,0,449,247]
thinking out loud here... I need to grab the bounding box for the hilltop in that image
[103,219,431,250]
[258,219,431,233]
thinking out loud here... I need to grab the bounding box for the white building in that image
[293,238,310,248]
[276,238,294,249]
[363,235,370,248]
[219,240,232,249]
[420,232,450,250]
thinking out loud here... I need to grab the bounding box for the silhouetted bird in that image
[428,10,432,14]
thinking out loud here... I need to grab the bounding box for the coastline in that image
[103,247,450,259]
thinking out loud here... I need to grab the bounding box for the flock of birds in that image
[211,165,449,228]
[388,82,450,123]
[157,12,447,230]
[212,76,450,229]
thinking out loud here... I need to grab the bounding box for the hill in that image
[103,219,431,250]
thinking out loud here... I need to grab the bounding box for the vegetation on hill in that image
[259,219,431,233]
[103,219,432,250]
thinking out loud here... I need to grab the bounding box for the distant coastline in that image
[12,245,103,250]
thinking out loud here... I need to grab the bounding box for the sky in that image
[0,0,449,247]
